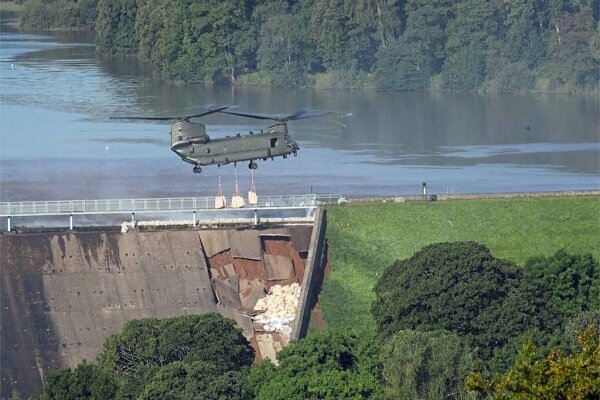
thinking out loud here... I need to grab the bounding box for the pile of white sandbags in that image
[253,283,301,336]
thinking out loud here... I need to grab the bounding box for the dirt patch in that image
[307,239,331,332]
[232,257,268,283]
[262,237,306,283]
[262,236,291,256]
[309,305,327,331]
[206,249,234,279]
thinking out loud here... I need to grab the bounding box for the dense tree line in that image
[20,0,98,30]
[33,314,254,400]
[19,0,599,91]
[31,242,599,399]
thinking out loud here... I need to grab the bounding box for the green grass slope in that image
[321,196,600,332]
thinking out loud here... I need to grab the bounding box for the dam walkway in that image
[0,194,343,230]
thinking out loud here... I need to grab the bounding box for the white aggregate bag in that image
[231,195,245,208]
[248,190,258,205]
[215,195,227,209]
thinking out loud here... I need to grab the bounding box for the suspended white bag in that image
[248,190,258,205]
[215,175,227,209]
[215,195,227,209]
[231,196,245,208]
[248,170,258,205]
[231,168,245,208]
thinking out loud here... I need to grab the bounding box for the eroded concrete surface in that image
[0,224,313,399]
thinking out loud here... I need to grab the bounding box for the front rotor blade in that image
[187,105,230,119]
[218,110,283,121]
[110,116,178,121]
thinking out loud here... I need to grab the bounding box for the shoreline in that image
[342,189,600,203]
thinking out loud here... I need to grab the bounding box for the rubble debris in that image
[253,283,301,337]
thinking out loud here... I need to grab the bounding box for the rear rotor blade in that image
[219,108,334,122]
[111,104,230,121]
[286,108,332,121]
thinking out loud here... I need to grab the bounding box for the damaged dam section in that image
[0,209,327,399]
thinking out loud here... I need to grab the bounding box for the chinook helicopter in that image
[112,105,331,174]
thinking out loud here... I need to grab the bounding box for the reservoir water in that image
[1,24,598,201]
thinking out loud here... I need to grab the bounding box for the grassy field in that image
[320,196,600,332]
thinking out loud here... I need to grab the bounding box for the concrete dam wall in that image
[0,222,319,399]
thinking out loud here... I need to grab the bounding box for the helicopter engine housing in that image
[170,121,209,151]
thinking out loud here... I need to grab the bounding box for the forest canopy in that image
[19,0,600,91]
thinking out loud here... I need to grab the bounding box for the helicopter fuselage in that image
[170,120,299,172]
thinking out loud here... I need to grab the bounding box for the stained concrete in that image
[1,223,322,399]
[229,230,262,260]
[1,230,216,399]
[199,230,230,257]
[264,255,295,281]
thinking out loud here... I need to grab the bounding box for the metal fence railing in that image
[0,194,344,217]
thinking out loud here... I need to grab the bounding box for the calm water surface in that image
[1,26,599,201]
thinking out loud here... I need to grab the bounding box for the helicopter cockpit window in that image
[270,138,278,148]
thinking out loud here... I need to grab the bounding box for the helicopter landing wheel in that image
[249,161,258,170]
[193,166,202,174]
[293,150,297,156]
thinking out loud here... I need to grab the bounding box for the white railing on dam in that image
[0,194,344,217]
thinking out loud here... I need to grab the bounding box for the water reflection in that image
[1,25,598,200]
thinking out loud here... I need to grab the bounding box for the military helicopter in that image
[112,105,331,174]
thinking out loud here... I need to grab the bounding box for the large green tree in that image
[566,311,600,351]
[309,0,379,71]
[545,7,599,88]
[403,0,450,68]
[20,0,98,30]
[257,13,315,86]
[38,314,254,400]
[247,331,385,400]
[466,324,600,399]
[380,330,474,400]
[98,314,254,375]
[135,0,256,83]
[442,0,498,89]
[524,250,600,321]
[501,0,546,67]
[375,0,450,90]
[37,362,115,400]
[373,0,403,48]
[139,362,251,400]
[375,39,434,90]
[372,242,559,369]
[95,0,138,55]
